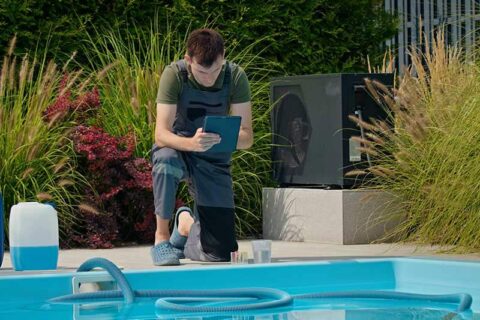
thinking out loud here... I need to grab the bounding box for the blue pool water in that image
[10,245,58,271]
[0,258,479,319]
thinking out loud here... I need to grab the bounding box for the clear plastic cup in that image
[251,240,272,263]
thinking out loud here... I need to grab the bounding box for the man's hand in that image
[190,128,221,152]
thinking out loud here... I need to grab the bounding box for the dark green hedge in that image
[169,0,398,74]
[0,0,397,74]
[0,0,161,59]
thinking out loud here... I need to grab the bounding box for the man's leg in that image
[152,146,186,232]
[155,216,170,245]
[183,156,238,262]
[151,146,187,265]
[177,211,194,236]
[169,206,195,250]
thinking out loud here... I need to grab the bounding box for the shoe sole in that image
[153,258,180,266]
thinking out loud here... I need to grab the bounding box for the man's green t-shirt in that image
[156,60,251,105]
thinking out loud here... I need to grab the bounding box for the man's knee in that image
[198,206,238,260]
[184,218,237,262]
[151,147,184,179]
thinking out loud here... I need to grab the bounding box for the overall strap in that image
[176,60,189,83]
[223,62,232,103]
[176,60,232,89]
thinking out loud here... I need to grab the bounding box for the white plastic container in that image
[9,202,59,271]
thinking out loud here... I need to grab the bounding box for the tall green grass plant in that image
[353,31,480,250]
[0,37,87,241]
[81,18,281,237]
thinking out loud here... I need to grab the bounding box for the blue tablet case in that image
[203,116,241,153]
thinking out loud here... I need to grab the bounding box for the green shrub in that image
[353,31,480,250]
[0,1,162,61]
[81,18,185,158]
[0,1,397,75]
[168,0,398,74]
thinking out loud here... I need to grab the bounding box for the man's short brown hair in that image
[186,29,224,67]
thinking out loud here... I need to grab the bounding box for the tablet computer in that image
[203,115,241,153]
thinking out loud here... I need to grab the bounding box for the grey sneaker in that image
[150,241,180,266]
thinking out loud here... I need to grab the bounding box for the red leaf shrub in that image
[74,87,101,112]
[43,74,101,124]
[72,125,135,164]
[71,125,157,247]
[70,202,119,249]
[45,74,185,248]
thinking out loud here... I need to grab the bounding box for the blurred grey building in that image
[385,0,480,72]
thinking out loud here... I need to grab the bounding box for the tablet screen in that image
[203,116,241,153]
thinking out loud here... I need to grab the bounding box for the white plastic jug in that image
[9,202,59,271]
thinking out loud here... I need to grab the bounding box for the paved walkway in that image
[2,241,480,274]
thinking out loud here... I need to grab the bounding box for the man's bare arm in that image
[230,101,253,149]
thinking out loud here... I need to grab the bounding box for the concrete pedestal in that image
[262,188,400,244]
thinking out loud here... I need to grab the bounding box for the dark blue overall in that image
[151,60,238,261]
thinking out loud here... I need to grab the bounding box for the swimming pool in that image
[0,257,479,319]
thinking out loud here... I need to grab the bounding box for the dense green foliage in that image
[169,0,397,74]
[0,0,159,60]
[0,0,397,74]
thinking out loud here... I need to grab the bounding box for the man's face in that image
[185,54,224,87]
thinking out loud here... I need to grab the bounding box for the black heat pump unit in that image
[270,73,394,188]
